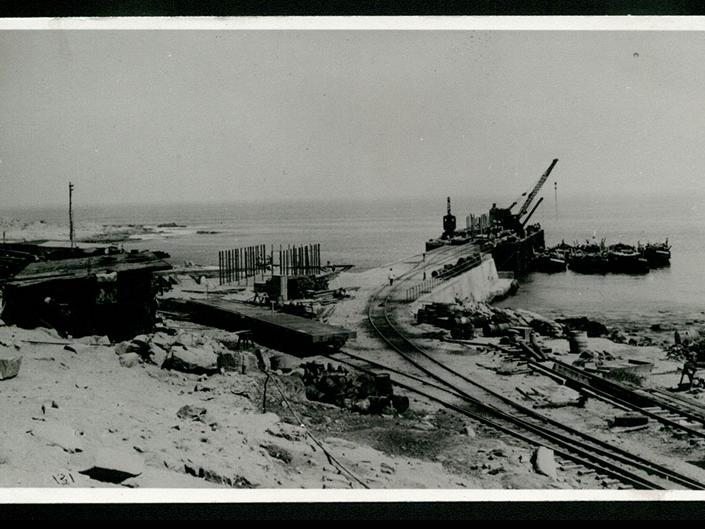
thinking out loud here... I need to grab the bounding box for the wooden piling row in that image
[219,243,322,285]
[277,243,321,276]
[218,244,270,285]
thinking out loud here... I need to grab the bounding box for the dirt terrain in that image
[3,264,703,491]
[0,317,558,490]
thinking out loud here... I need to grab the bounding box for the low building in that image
[1,249,172,341]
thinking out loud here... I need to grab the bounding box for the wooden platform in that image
[188,298,356,353]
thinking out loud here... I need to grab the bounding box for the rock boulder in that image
[166,344,218,374]
[118,352,141,368]
[532,446,557,480]
[0,355,21,380]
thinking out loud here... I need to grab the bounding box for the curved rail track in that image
[351,264,705,490]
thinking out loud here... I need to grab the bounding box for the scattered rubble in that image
[555,317,609,337]
[610,413,649,428]
[417,301,566,340]
[176,405,209,422]
[261,443,293,464]
[302,362,409,414]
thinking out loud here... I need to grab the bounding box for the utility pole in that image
[554,181,558,218]
[68,182,75,248]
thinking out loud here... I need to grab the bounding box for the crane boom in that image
[517,158,558,217]
[521,196,544,227]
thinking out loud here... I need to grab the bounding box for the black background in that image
[1,0,703,520]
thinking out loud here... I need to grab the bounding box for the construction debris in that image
[556,317,609,338]
[417,301,565,343]
[610,413,649,428]
[302,362,409,415]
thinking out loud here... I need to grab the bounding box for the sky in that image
[1,29,705,207]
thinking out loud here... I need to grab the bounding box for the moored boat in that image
[535,251,567,273]
[642,240,671,268]
[567,251,610,274]
[607,244,649,274]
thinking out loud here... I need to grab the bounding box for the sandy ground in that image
[0,318,550,489]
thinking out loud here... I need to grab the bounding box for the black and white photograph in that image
[2,17,705,501]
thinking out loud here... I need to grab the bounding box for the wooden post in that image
[68,182,75,249]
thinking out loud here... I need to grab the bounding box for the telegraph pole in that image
[69,182,75,248]
[554,181,558,218]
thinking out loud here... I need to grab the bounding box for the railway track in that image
[357,270,705,490]
[527,358,705,440]
[452,333,705,443]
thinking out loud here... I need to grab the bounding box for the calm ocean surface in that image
[6,192,705,327]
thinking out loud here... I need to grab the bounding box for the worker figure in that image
[388,268,396,286]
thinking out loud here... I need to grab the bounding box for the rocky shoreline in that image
[0,217,196,246]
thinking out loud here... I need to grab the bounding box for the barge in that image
[183,298,355,354]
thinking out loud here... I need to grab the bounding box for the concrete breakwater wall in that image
[411,256,514,311]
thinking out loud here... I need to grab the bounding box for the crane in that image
[516,158,559,219]
[442,196,457,239]
[521,196,544,228]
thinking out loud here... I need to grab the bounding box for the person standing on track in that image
[388,268,396,286]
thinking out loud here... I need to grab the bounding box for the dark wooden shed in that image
[1,250,172,340]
